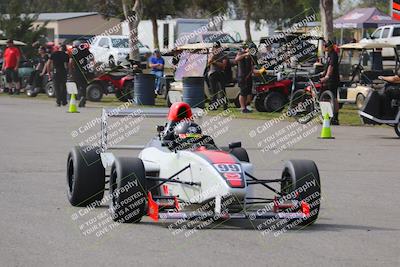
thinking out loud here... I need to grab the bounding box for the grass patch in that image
[0,92,363,126]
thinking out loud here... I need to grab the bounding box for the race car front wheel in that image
[281,160,321,226]
[395,122,400,137]
[109,157,147,223]
[67,146,105,207]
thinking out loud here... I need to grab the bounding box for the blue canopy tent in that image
[334,8,400,44]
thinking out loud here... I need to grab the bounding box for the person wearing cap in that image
[208,41,228,110]
[1,39,21,95]
[321,40,340,125]
[235,42,265,113]
[149,49,165,95]
[48,45,69,106]
[69,40,94,107]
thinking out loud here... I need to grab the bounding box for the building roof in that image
[2,12,99,22]
[35,12,98,21]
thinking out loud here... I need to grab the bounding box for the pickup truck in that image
[360,24,400,58]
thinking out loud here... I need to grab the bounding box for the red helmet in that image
[167,102,193,122]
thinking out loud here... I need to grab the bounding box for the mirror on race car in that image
[228,142,242,149]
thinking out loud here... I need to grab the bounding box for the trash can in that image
[134,74,156,105]
[182,76,205,108]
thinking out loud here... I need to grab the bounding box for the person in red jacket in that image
[1,39,21,95]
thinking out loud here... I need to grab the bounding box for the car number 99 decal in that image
[213,163,242,173]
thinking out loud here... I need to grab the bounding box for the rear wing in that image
[100,107,204,152]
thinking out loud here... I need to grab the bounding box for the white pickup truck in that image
[360,24,400,58]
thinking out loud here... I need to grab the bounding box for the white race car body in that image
[139,139,253,205]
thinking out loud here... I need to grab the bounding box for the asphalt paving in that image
[0,96,399,266]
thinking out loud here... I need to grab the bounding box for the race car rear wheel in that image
[67,146,105,207]
[109,157,147,223]
[281,160,321,226]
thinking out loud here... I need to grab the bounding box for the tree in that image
[236,0,319,42]
[141,0,186,49]
[320,0,333,40]
[0,0,47,57]
[122,0,142,61]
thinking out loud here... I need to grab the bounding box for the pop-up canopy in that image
[334,7,400,29]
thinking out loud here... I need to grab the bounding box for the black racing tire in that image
[356,93,365,109]
[395,122,400,138]
[281,160,321,226]
[45,81,55,98]
[109,157,147,223]
[254,94,266,112]
[87,83,103,102]
[67,146,105,207]
[264,91,285,112]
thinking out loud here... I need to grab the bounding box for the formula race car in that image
[66,102,321,226]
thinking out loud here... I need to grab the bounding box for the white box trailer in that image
[123,18,211,52]
[122,18,274,52]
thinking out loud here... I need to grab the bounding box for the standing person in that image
[321,40,340,125]
[1,39,21,95]
[70,40,94,107]
[48,44,69,106]
[149,49,164,95]
[235,42,264,113]
[208,41,228,110]
[28,46,49,93]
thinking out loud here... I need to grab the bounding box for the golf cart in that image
[337,42,399,109]
[167,43,241,107]
[354,43,400,137]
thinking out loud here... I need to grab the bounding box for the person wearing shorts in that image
[235,42,264,113]
[1,39,21,95]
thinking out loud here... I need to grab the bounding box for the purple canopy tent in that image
[334,8,400,44]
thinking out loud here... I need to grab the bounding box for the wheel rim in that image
[47,85,54,95]
[90,88,101,99]
[67,157,74,193]
[281,169,293,195]
[356,94,365,109]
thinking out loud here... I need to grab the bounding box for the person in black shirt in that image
[28,46,48,93]
[208,41,228,110]
[321,40,340,125]
[48,45,69,106]
[69,40,94,107]
[235,42,265,113]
